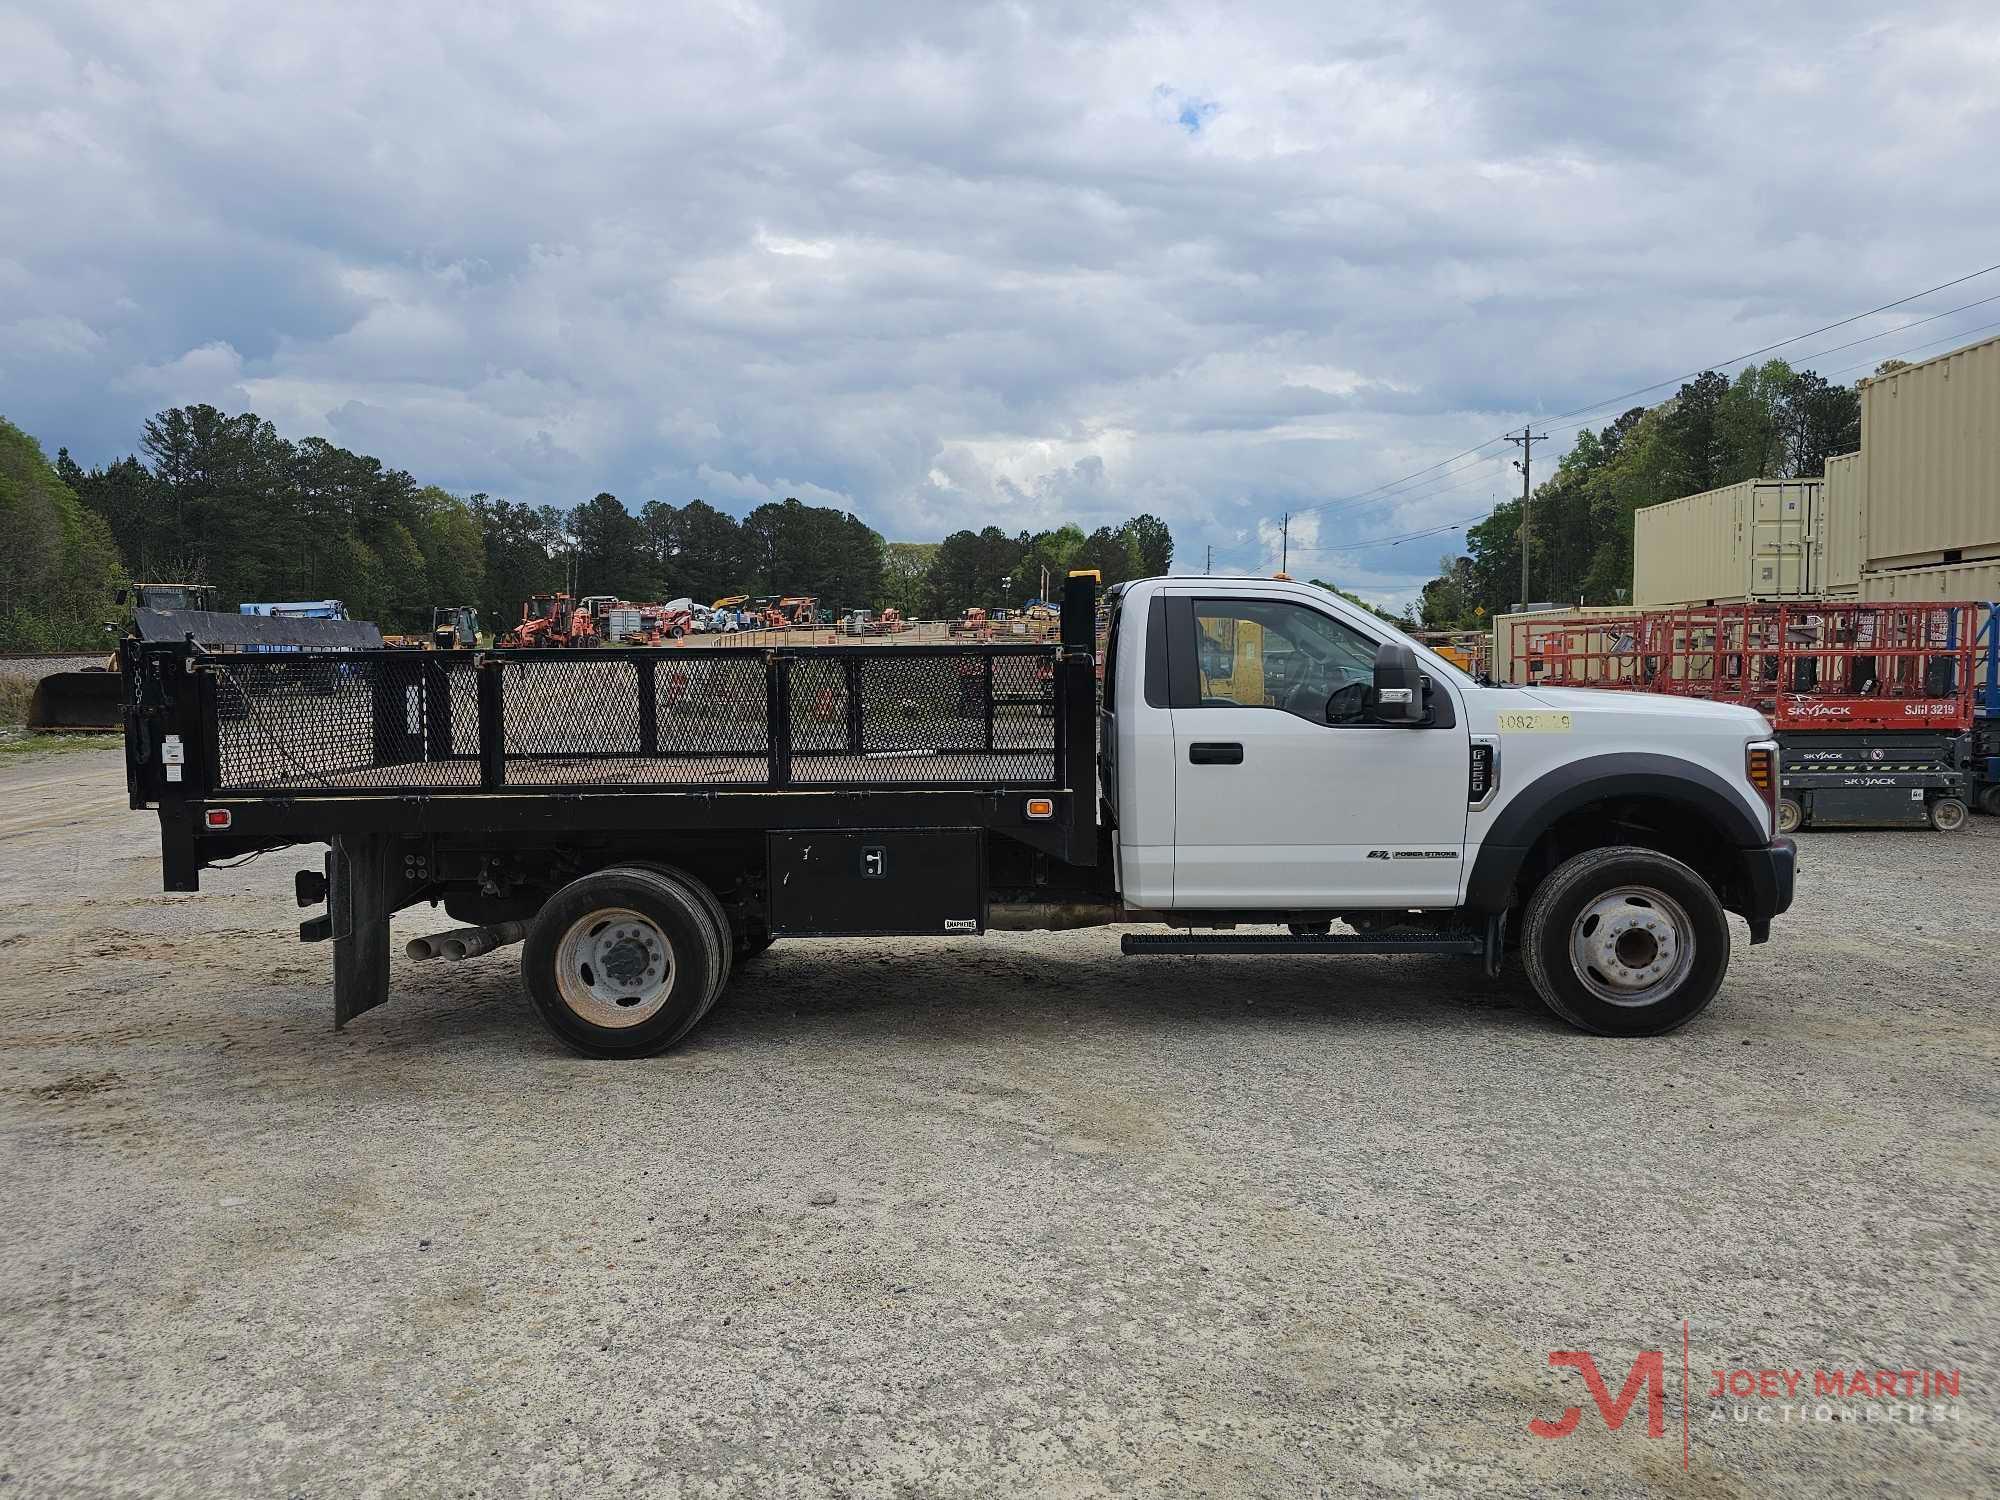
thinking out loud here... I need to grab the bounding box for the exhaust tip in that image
[440,938,471,961]
[405,937,438,961]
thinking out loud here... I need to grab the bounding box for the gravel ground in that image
[0,653,103,682]
[0,747,1992,1498]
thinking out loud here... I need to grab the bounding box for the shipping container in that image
[1632,478,1823,607]
[1860,557,2000,603]
[1490,605,1630,684]
[1858,332,2000,568]
[1862,559,2000,692]
[1818,452,1863,596]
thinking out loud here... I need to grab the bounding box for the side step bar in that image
[1122,914,1508,977]
[1121,933,1481,956]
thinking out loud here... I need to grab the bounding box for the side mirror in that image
[1371,642,1428,725]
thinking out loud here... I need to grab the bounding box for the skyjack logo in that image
[1786,700,1854,718]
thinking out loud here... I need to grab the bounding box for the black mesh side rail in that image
[202,645,1059,793]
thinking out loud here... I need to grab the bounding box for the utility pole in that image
[1205,544,1212,575]
[1280,511,1290,575]
[1506,429,1548,606]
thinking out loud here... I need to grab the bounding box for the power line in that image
[1183,263,2000,577]
[1289,516,1485,554]
[1302,313,2000,579]
[1821,314,2000,381]
[1199,458,1512,571]
[1248,260,2000,535]
[1534,285,2000,440]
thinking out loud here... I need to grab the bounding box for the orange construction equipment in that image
[499,593,597,648]
[767,596,819,628]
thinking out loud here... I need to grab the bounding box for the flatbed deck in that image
[124,634,1096,886]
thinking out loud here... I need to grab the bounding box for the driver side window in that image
[1192,600,1379,720]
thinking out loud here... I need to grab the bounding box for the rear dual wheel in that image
[522,865,730,1057]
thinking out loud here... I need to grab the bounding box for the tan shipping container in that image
[1858,332,2000,568]
[1861,558,1999,689]
[1490,605,1631,684]
[1859,558,2000,603]
[1817,452,1863,595]
[1632,478,1822,607]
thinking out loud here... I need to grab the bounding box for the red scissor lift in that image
[1515,602,1977,831]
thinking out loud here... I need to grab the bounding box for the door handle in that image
[1188,742,1243,765]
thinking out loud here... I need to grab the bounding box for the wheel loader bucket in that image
[27,669,124,733]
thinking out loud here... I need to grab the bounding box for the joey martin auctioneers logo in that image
[1529,1325,1966,1471]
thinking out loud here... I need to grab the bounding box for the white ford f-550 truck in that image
[122,572,1795,1055]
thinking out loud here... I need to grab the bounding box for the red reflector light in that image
[205,809,233,829]
[1025,797,1054,820]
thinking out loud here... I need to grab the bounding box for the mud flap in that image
[329,834,399,1028]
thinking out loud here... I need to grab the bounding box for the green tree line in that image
[1414,360,1862,629]
[1,402,1176,645]
[0,418,125,650]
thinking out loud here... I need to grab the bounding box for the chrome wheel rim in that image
[554,907,675,1027]
[1568,885,1695,1007]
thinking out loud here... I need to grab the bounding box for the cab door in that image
[1165,593,1471,909]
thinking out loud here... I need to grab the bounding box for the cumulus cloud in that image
[2,0,1997,607]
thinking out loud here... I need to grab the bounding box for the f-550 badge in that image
[1366,849,1460,860]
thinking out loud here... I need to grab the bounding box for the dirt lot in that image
[1,746,1993,1498]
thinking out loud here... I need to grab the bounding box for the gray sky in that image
[3,0,1996,608]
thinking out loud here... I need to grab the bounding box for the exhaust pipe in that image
[405,921,528,962]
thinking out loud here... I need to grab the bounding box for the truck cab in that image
[1101,577,1793,1032]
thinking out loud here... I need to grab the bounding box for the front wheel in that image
[1520,846,1730,1037]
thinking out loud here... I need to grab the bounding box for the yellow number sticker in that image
[1496,710,1573,733]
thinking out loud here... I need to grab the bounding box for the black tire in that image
[1928,797,1969,832]
[1980,784,2000,817]
[1775,797,1804,835]
[623,862,733,1008]
[521,866,726,1057]
[1520,846,1730,1037]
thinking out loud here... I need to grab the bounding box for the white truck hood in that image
[1510,685,1772,735]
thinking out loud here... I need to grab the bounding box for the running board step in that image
[1121,933,1484,956]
